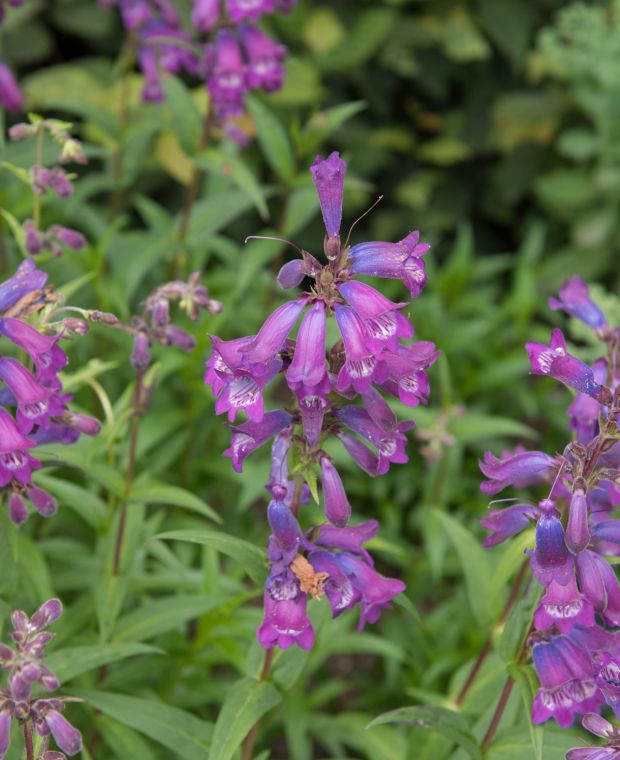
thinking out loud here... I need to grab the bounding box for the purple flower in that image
[529,505,574,587]
[267,499,305,559]
[240,25,286,93]
[534,577,595,634]
[334,304,386,394]
[0,260,47,313]
[224,410,292,472]
[595,653,620,720]
[566,487,591,555]
[349,230,430,297]
[192,0,219,31]
[379,341,439,407]
[0,358,66,434]
[277,259,305,290]
[548,276,606,329]
[206,29,248,117]
[338,281,412,351]
[479,448,557,496]
[310,152,346,252]
[337,430,380,476]
[243,298,306,369]
[567,713,620,759]
[28,486,57,517]
[480,502,540,548]
[138,45,164,102]
[0,61,23,113]
[0,707,11,758]
[48,226,86,251]
[313,519,379,565]
[257,585,314,650]
[319,455,351,527]
[532,635,603,727]
[286,301,327,389]
[0,408,40,488]
[227,0,276,24]
[526,329,606,399]
[31,166,74,198]
[42,710,82,756]
[0,318,68,384]
[576,551,620,627]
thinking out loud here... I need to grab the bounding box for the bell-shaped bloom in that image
[566,713,620,759]
[206,29,248,117]
[319,455,351,527]
[566,488,591,555]
[349,230,430,297]
[548,276,606,329]
[267,499,305,561]
[310,152,346,244]
[313,520,379,565]
[43,710,82,756]
[337,430,380,476]
[0,61,23,113]
[595,653,620,720]
[331,552,406,630]
[0,707,11,759]
[479,448,557,496]
[532,635,603,727]
[257,584,314,650]
[336,404,413,476]
[379,341,438,407]
[286,301,327,388]
[223,410,292,472]
[307,550,359,617]
[0,260,47,314]
[293,375,331,447]
[243,298,306,370]
[529,507,574,587]
[227,0,275,23]
[0,317,67,385]
[0,408,40,487]
[480,503,539,548]
[0,358,65,434]
[334,304,387,394]
[239,25,286,92]
[338,281,412,351]
[526,329,606,399]
[192,0,219,31]
[534,576,595,634]
[568,358,607,444]
[266,428,309,511]
[576,551,620,627]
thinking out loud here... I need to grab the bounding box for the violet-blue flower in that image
[549,276,606,329]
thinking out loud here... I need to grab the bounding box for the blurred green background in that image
[1,0,618,758]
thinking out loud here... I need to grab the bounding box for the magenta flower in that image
[0,408,40,489]
[549,276,606,329]
[319,455,351,527]
[379,341,438,407]
[206,29,248,117]
[334,304,386,394]
[257,589,314,650]
[0,62,23,113]
[529,506,574,587]
[227,0,275,23]
[479,448,557,495]
[0,358,66,434]
[576,551,620,627]
[526,328,606,399]
[533,577,595,634]
[313,520,379,565]
[566,487,591,555]
[286,301,327,389]
[192,0,219,31]
[224,410,292,472]
[480,502,540,548]
[42,709,83,756]
[338,280,412,351]
[567,713,620,759]
[240,25,286,92]
[0,317,68,385]
[310,152,346,255]
[244,298,306,369]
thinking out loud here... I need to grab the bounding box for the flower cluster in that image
[479,276,620,753]
[101,0,296,135]
[0,260,101,524]
[0,599,82,759]
[205,152,438,649]
[8,117,87,258]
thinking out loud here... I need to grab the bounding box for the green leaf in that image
[247,96,295,184]
[34,474,106,530]
[46,642,161,682]
[450,413,535,443]
[96,572,128,642]
[129,480,221,523]
[155,530,267,583]
[112,594,233,642]
[431,511,494,627]
[196,149,269,220]
[509,664,544,760]
[367,705,481,759]
[209,677,281,760]
[74,690,212,759]
[299,101,367,157]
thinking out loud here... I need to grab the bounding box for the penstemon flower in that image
[205,152,438,649]
[0,599,82,759]
[479,276,620,752]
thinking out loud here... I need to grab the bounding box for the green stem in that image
[33,126,43,229]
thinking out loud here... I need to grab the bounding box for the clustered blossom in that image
[479,276,620,756]
[0,599,82,758]
[0,260,101,524]
[206,152,438,649]
[101,0,297,137]
[9,118,87,257]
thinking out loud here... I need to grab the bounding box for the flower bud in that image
[44,711,82,756]
[28,486,58,517]
[130,332,150,370]
[49,226,86,250]
[566,486,590,554]
[23,221,43,255]
[165,325,195,351]
[30,598,63,630]
[8,493,27,525]
[62,318,89,336]
[63,413,100,436]
[277,260,305,290]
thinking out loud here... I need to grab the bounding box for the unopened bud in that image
[28,486,58,517]
[62,318,89,336]
[89,310,119,325]
[8,493,27,525]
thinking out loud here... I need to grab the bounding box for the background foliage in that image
[1,0,619,757]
